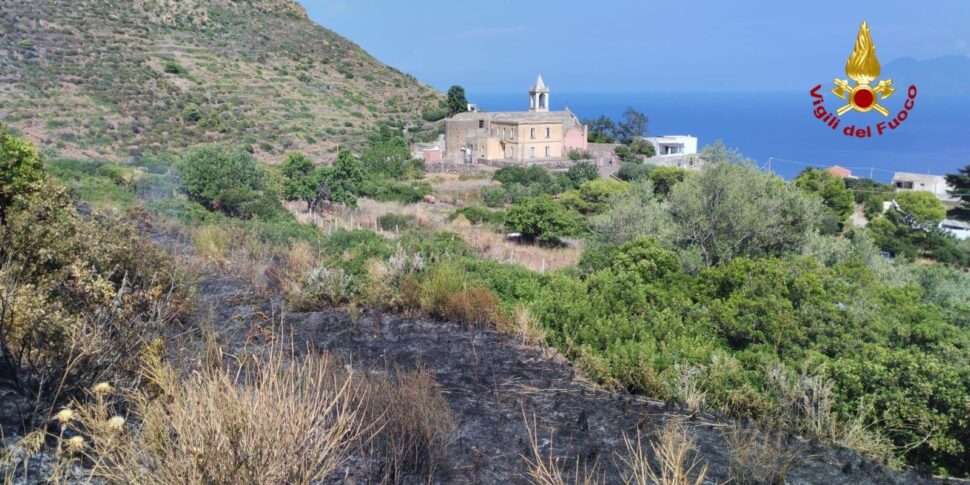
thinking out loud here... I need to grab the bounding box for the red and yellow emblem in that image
[832,21,895,116]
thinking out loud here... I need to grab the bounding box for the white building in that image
[892,172,957,201]
[940,219,970,240]
[643,135,698,157]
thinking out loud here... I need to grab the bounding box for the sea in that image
[469,92,970,182]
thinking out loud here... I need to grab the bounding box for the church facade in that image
[444,76,588,164]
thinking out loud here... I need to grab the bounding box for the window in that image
[530,128,536,139]
[529,147,535,158]
[479,120,485,129]
[545,127,551,138]
[545,146,550,157]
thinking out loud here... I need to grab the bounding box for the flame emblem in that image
[832,21,895,116]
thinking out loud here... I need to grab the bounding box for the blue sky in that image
[299,1,970,93]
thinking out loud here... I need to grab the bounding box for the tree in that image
[945,165,970,207]
[504,195,577,242]
[584,116,617,143]
[614,139,655,163]
[793,168,854,224]
[280,153,319,211]
[629,139,656,158]
[565,161,600,188]
[361,136,422,180]
[666,163,821,266]
[699,139,749,165]
[648,166,688,198]
[616,107,648,144]
[559,178,630,215]
[176,145,264,211]
[446,85,468,116]
[318,148,364,207]
[895,191,946,228]
[0,125,45,224]
[615,162,655,182]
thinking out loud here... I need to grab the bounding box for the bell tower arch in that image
[529,74,549,113]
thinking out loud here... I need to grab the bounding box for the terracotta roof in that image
[826,165,853,178]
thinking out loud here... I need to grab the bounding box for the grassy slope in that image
[0,0,443,162]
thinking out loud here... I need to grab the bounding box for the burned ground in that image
[0,221,947,485]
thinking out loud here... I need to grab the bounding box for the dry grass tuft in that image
[764,363,893,463]
[440,286,508,329]
[723,425,801,485]
[74,350,363,485]
[523,413,601,485]
[189,224,231,262]
[358,368,456,483]
[617,417,708,485]
[505,305,546,346]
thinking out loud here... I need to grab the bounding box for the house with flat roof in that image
[643,135,697,157]
[892,172,957,201]
[940,219,970,240]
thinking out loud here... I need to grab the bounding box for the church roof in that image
[449,109,581,127]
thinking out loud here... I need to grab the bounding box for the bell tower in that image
[529,74,549,112]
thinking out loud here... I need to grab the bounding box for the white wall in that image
[644,135,697,156]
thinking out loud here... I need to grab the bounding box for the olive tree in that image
[667,163,821,265]
[280,152,319,211]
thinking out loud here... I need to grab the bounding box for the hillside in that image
[0,0,444,162]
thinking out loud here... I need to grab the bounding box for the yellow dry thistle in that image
[91,382,113,395]
[54,408,75,425]
[65,436,85,454]
[107,416,126,432]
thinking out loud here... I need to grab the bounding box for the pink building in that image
[422,147,442,163]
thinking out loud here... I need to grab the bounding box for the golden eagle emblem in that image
[832,21,895,116]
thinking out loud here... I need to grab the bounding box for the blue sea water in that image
[470,91,970,182]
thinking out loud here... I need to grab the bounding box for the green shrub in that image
[648,166,688,198]
[321,229,392,277]
[493,165,556,189]
[181,103,202,123]
[481,186,509,207]
[1,131,183,404]
[449,206,503,225]
[359,179,431,204]
[361,136,424,180]
[566,150,591,161]
[176,145,264,212]
[558,178,630,215]
[377,213,416,231]
[616,162,654,182]
[1,125,45,221]
[397,229,473,263]
[565,161,599,188]
[421,107,448,122]
[504,196,578,242]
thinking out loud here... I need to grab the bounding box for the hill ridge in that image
[0,0,443,162]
